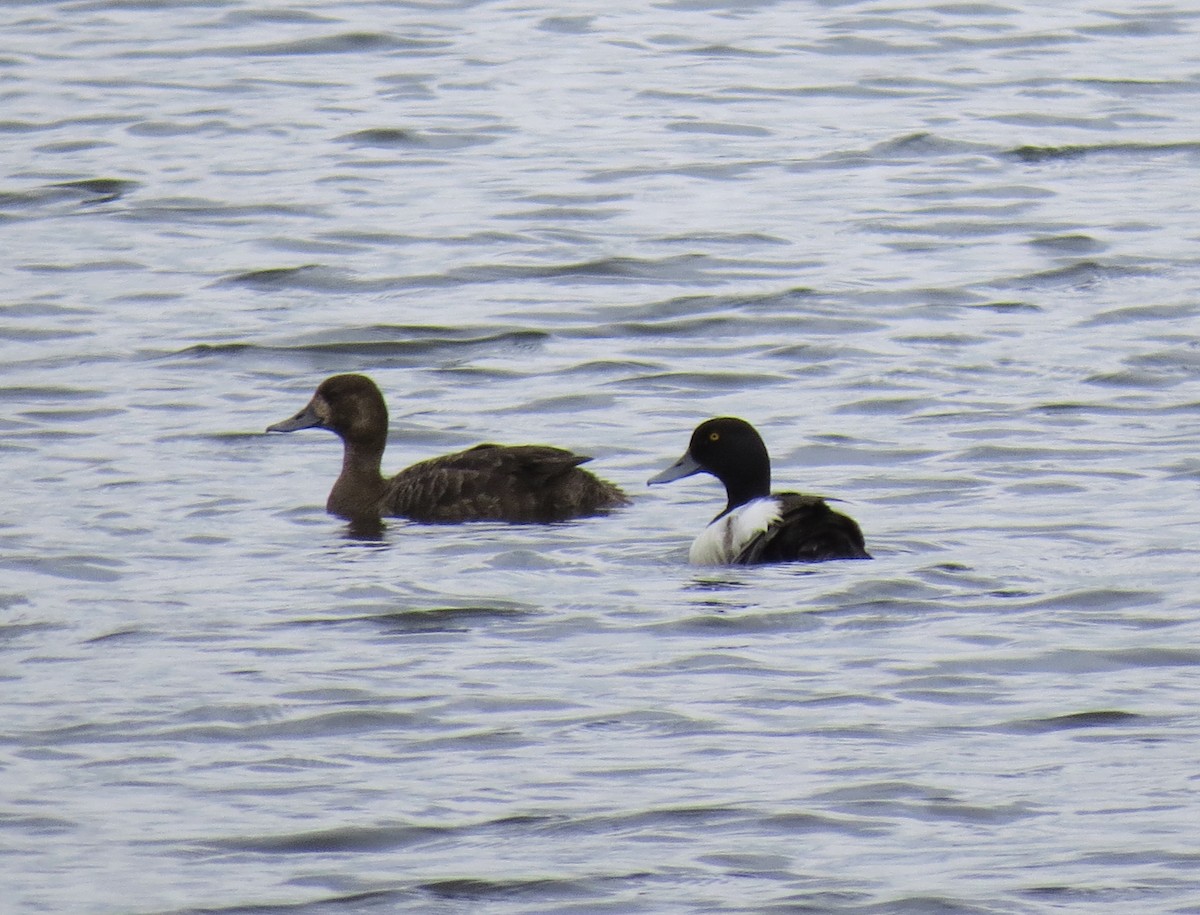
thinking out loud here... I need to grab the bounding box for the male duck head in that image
[649,416,870,565]
[648,416,770,517]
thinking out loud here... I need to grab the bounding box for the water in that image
[3,1,1200,911]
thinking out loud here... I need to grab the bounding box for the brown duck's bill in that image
[647,451,702,486]
[266,402,323,433]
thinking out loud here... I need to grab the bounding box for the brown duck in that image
[267,373,629,524]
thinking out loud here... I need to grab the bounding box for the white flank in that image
[689,497,782,565]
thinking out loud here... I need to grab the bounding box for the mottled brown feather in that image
[386,444,628,523]
[267,374,629,525]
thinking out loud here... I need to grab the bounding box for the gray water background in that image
[3,1,1200,912]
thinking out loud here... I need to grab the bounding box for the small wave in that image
[122,199,319,225]
[1081,302,1197,327]
[812,780,1038,824]
[0,178,137,213]
[1126,347,1200,374]
[588,160,765,182]
[760,811,888,837]
[1001,259,1156,290]
[123,32,450,59]
[496,393,617,414]
[1080,16,1187,39]
[419,874,629,904]
[209,823,445,854]
[1077,76,1196,97]
[1083,368,1178,389]
[667,119,772,137]
[1007,710,1147,734]
[336,127,419,147]
[1004,140,1200,163]
[218,265,387,291]
[617,370,792,393]
[1029,234,1107,255]
[4,554,124,583]
[217,9,337,27]
[807,132,991,168]
[0,326,90,343]
[679,43,780,59]
[291,604,532,635]
[167,328,548,364]
[716,80,935,101]
[126,119,232,138]
[538,15,595,34]
[221,256,712,292]
[837,396,933,416]
[444,254,711,283]
[155,709,421,743]
[589,286,875,326]
[82,628,152,646]
[336,126,503,150]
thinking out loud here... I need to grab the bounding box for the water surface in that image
[3,1,1200,912]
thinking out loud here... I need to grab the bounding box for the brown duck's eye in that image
[708,431,720,441]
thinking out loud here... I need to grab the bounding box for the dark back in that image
[735,493,871,564]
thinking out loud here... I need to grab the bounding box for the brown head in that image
[266,373,389,453]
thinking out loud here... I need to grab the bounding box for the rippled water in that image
[4,1,1200,912]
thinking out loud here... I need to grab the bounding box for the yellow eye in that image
[708,431,720,441]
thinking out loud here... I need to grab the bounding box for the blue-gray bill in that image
[266,403,322,433]
[647,451,702,485]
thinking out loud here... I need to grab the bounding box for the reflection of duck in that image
[649,417,870,565]
[267,374,629,524]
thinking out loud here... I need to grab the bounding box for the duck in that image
[267,373,629,524]
[648,417,870,565]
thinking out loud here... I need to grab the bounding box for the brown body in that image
[268,374,629,525]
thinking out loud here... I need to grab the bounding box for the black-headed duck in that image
[648,417,870,565]
[267,374,629,524]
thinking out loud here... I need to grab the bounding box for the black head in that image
[648,416,772,511]
[266,373,389,450]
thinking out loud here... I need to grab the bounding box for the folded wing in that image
[734,493,870,564]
